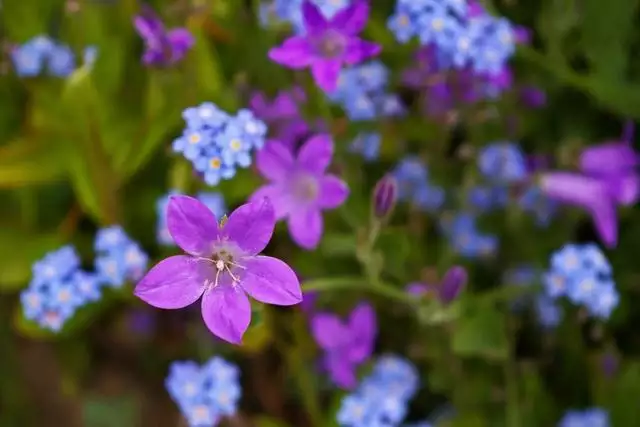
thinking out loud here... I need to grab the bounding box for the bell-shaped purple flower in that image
[134,196,302,344]
[579,122,638,178]
[268,1,381,92]
[133,6,194,66]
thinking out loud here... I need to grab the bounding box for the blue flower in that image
[412,183,446,212]
[166,357,241,427]
[94,226,148,288]
[440,213,498,258]
[467,185,508,212]
[558,408,609,427]
[535,296,562,328]
[349,132,381,162]
[47,43,75,77]
[477,142,528,183]
[518,185,557,226]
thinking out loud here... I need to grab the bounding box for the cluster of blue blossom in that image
[166,357,241,427]
[337,355,431,427]
[558,407,609,427]
[156,191,227,245]
[440,212,498,258]
[388,0,516,75]
[20,227,147,332]
[10,35,97,78]
[172,103,268,186]
[349,132,381,162]
[327,61,405,121]
[477,142,528,184]
[393,156,445,213]
[259,0,350,33]
[543,243,619,319]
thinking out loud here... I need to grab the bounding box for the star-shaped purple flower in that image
[250,134,349,249]
[268,1,381,92]
[133,6,194,66]
[311,302,377,389]
[134,196,303,344]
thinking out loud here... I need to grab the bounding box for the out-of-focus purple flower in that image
[406,266,467,304]
[579,123,638,178]
[133,6,194,66]
[249,87,305,123]
[250,135,349,249]
[311,302,377,389]
[268,1,381,92]
[372,175,398,220]
[134,196,302,344]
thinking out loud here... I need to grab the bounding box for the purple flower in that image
[251,135,349,249]
[311,303,377,389]
[268,1,381,92]
[133,6,194,66]
[134,196,302,344]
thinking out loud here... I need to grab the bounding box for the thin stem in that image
[303,277,417,305]
[504,317,521,427]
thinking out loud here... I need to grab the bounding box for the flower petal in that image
[579,142,637,177]
[330,0,369,34]
[268,36,314,69]
[167,195,219,256]
[325,353,358,389]
[241,255,302,305]
[134,256,208,309]
[201,286,251,344]
[311,59,342,92]
[312,313,348,349]
[302,0,328,33]
[250,184,294,219]
[317,175,349,209]
[297,134,334,174]
[223,198,276,255]
[344,38,381,65]
[288,209,323,249]
[256,140,295,182]
[347,303,376,362]
[167,28,194,59]
[606,173,640,206]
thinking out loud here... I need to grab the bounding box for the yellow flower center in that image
[188,133,201,144]
[210,157,222,169]
[230,139,242,151]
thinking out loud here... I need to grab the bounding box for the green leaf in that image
[0,140,67,188]
[0,231,62,291]
[82,395,138,427]
[451,304,508,361]
[320,232,358,258]
[376,230,411,281]
[190,26,225,100]
[535,0,580,63]
[605,361,640,426]
[581,0,638,80]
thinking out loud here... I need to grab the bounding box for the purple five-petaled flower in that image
[311,302,377,389]
[268,0,381,92]
[540,122,639,248]
[133,6,194,66]
[134,196,303,344]
[251,134,349,250]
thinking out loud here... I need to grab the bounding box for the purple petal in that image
[223,199,276,255]
[301,0,328,33]
[201,285,251,344]
[268,37,314,69]
[317,175,349,209]
[330,1,369,35]
[297,134,334,174]
[311,59,342,92]
[540,172,618,247]
[344,39,381,65]
[579,142,638,177]
[256,140,295,182]
[347,303,376,362]
[325,353,358,389]
[439,265,467,304]
[133,15,164,45]
[167,28,194,60]
[250,184,293,219]
[249,92,269,118]
[241,255,302,305]
[134,256,207,309]
[288,209,323,249]
[311,312,348,349]
[606,173,640,206]
[167,195,219,256]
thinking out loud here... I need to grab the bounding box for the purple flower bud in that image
[438,266,467,304]
[373,175,398,220]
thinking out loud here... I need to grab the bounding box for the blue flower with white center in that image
[233,109,268,150]
[166,357,241,427]
[558,408,609,427]
[550,244,586,277]
[183,103,230,129]
[73,270,102,302]
[349,132,381,162]
[31,245,80,285]
[388,9,417,44]
[218,123,253,167]
[94,227,148,288]
[477,142,528,183]
[47,43,75,77]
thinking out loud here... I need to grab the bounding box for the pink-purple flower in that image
[268,1,381,92]
[134,196,302,344]
[251,134,349,249]
[311,302,377,389]
[133,6,194,66]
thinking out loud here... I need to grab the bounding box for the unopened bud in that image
[372,175,398,220]
[438,265,467,304]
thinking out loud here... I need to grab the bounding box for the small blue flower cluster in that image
[477,142,528,184]
[558,408,609,427]
[11,35,96,78]
[350,132,381,162]
[172,103,268,186]
[166,357,241,427]
[94,226,149,288]
[337,355,419,427]
[543,243,619,319]
[260,0,351,33]
[393,156,445,213]
[157,191,227,245]
[328,61,405,121]
[517,185,557,227]
[440,213,498,258]
[466,185,508,213]
[20,246,102,332]
[388,0,516,75]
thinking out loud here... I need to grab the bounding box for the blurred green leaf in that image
[452,305,508,361]
[605,361,640,426]
[82,395,138,427]
[190,26,225,100]
[0,140,67,188]
[376,230,410,281]
[320,232,358,258]
[535,0,579,63]
[0,231,62,291]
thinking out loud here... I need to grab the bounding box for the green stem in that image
[505,318,521,427]
[303,277,416,305]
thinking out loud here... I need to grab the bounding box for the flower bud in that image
[372,175,398,220]
[438,265,467,304]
